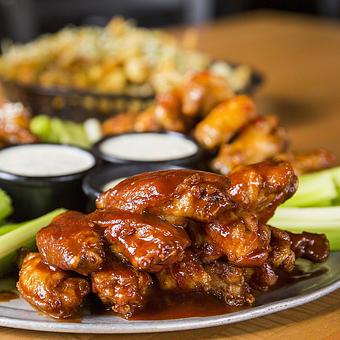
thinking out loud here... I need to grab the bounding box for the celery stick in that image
[0,221,25,236]
[283,171,337,207]
[271,206,340,221]
[0,208,65,260]
[330,167,340,199]
[30,115,52,141]
[0,253,17,277]
[0,189,13,221]
[0,277,17,292]
[65,121,90,148]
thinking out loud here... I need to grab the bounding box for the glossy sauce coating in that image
[37,211,105,275]
[91,257,152,317]
[227,160,298,223]
[88,209,191,272]
[17,253,90,319]
[97,169,232,223]
[16,164,331,320]
[289,231,330,262]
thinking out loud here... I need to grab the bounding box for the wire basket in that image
[0,65,263,122]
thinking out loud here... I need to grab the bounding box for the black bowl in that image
[82,163,186,210]
[92,131,204,169]
[0,143,96,221]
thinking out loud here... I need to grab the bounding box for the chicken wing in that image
[156,250,254,306]
[275,149,336,175]
[17,253,90,319]
[152,90,189,132]
[180,71,234,117]
[0,102,37,145]
[244,227,295,291]
[212,115,288,175]
[91,258,152,317]
[203,219,271,267]
[288,231,330,262]
[194,95,256,150]
[36,211,105,275]
[88,209,191,272]
[101,111,138,136]
[227,160,298,223]
[133,105,162,132]
[96,169,232,223]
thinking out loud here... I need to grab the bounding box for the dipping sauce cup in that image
[92,132,203,168]
[0,143,96,221]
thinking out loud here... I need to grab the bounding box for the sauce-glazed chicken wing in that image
[17,162,330,320]
[156,250,254,306]
[96,169,232,223]
[212,115,288,175]
[91,258,152,317]
[202,219,271,267]
[227,160,298,223]
[194,95,256,150]
[17,253,90,319]
[88,209,191,272]
[36,211,105,275]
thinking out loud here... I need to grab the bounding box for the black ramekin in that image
[92,131,204,168]
[0,143,96,221]
[82,163,186,211]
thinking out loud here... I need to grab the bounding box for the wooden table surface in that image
[1,10,340,340]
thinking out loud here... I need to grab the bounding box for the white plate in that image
[1,252,340,334]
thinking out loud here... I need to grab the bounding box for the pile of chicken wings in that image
[102,71,335,175]
[17,161,329,319]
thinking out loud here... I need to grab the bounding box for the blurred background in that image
[1,0,340,42]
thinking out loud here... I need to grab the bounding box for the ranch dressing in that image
[0,144,95,177]
[99,133,198,161]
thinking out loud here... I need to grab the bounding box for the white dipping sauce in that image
[0,144,95,177]
[99,133,198,161]
[102,177,127,191]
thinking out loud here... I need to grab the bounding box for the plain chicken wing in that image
[101,111,138,136]
[194,95,256,150]
[180,71,234,117]
[36,211,105,275]
[91,258,152,317]
[212,115,288,175]
[275,149,336,175]
[88,209,191,272]
[17,253,90,319]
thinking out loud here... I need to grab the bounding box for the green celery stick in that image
[0,277,17,292]
[30,115,52,141]
[0,221,26,236]
[0,189,13,221]
[271,206,340,221]
[65,121,90,148]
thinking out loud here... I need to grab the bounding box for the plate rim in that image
[0,273,340,334]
